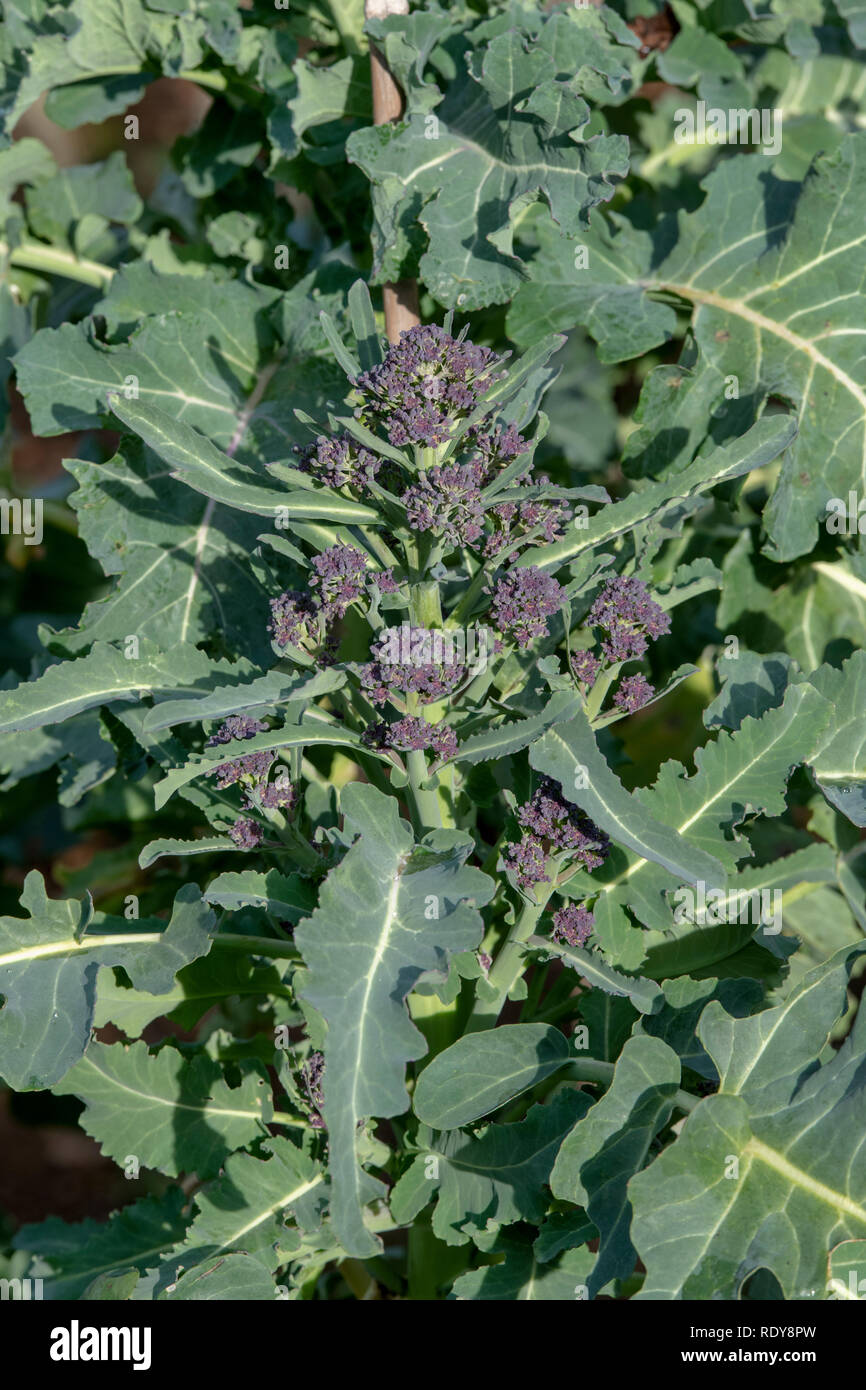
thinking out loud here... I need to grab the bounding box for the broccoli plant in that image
[1,0,866,1306]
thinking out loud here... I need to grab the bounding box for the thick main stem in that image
[467,878,557,1031]
[366,0,420,345]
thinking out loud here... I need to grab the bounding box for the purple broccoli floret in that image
[589,576,671,663]
[570,649,602,685]
[300,1052,326,1129]
[268,590,317,650]
[505,777,609,893]
[360,626,465,706]
[551,903,594,948]
[309,543,368,621]
[387,714,458,761]
[355,324,503,448]
[293,433,381,494]
[403,460,487,548]
[490,567,564,649]
[613,673,655,713]
[207,716,274,790]
[228,817,264,850]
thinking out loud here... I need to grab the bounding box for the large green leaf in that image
[551,1035,681,1297]
[13,1190,190,1302]
[529,708,727,890]
[295,782,494,1257]
[169,1138,326,1275]
[347,9,631,310]
[809,650,866,826]
[401,1092,590,1248]
[108,396,379,523]
[0,876,214,1089]
[516,416,797,573]
[413,1024,571,1130]
[0,641,240,734]
[586,681,834,972]
[51,1041,270,1179]
[629,942,866,1298]
[511,134,866,562]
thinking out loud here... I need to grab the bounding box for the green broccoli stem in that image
[466,876,557,1032]
[3,240,115,287]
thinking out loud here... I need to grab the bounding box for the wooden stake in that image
[365,0,421,344]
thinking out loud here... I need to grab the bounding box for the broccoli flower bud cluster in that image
[484,478,572,558]
[207,716,273,790]
[550,902,594,948]
[360,625,465,706]
[309,544,369,622]
[228,817,264,850]
[293,433,381,494]
[506,776,609,891]
[300,1052,326,1129]
[489,566,564,649]
[403,460,486,548]
[589,575,671,663]
[206,715,297,850]
[355,324,503,448]
[269,544,377,659]
[570,575,672,715]
[364,714,457,761]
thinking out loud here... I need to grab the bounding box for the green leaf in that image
[145,666,346,732]
[295,783,494,1257]
[588,682,834,973]
[172,1138,325,1273]
[0,641,237,735]
[427,1092,591,1247]
[347,12,630,310]
[413,1024,571,1129]
[512,134,866,561]
[630,942,866,1298]
[13,1190,190,1301]
[529,937,664,1015]
[51,1040,269,1178]
[109,395,379,523]
[551,1035,681,1296]
[452,1232,595,1300]
[94,949,290,1037]
[529,708,727,889]
[517,416,797,573]
[202,869,315,923]
[809,650,866,826]
[0,876,214,1090]
[455,691,581,766]
[63,442,272,661]
[162,1253,279,1301]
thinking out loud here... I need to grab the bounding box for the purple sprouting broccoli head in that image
[506,778,608,893]
[228,817,264,850]
[360,626,465,706]
[470,421,529,469]
[207,716,274,790]
[490,566,564,649]
[268,589,317,651]
[309,543,368,622]
[550,903,594,948]
[300,1051,326,1129]
[293,433,381,494]
[207,715,268,747]
[403,460,486,549]
[516,776,610,870]
[386,714,458,761]
[613,673,655,713]
[485,479,572,558]
[588,576,671,663]
[570,649,602,686]
[354,324,503,448]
